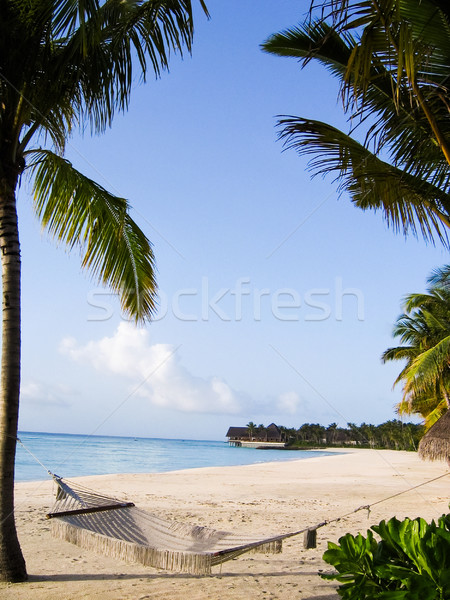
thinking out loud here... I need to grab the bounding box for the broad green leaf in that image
[27,149,157,322]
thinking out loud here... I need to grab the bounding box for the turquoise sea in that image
[16,431,334,482]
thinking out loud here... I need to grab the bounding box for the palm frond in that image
[69,0,210,133]
[263,8,450,173]
[405,335,450,390]
[383,262,450,421]
[277,116,450,244]
[381,345,417,363]
[261,19,356,73]
[264,0,450,246]
[5,0,210,156]
[27,149,157,322]
[397,393,447,429]
[421,401,449,429]
[333,0,450,164]
[427,264,450,289]
[403,292,437,312]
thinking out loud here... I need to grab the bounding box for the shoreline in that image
[15,440,342,484]
[4,449,449,600]
[15,433,343,484]
[15,447,352,485]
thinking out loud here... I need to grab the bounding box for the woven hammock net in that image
[48,477,286,574]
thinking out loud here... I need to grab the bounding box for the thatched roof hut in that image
[418,411,450,463]
[226,427,250,440]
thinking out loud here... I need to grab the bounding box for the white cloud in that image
[21,380,73,408]
[276,391,302,415]
[60,323,241,415]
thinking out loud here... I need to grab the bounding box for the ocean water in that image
[15,431,335,482]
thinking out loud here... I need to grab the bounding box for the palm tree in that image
[262,0,450,244]
[309,423,326,444]
[359,423,377,448]
[382,269,450,428]
[347,422,362,445]
[0,0,208,582]
[246,421,257,440]
[326,422,338,445]
[257,423,267,441]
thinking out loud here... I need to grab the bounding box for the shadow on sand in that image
[27,569,325,583]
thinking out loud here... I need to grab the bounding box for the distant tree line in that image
[252,421,424,451]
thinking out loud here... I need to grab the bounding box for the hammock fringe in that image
[51,519,215,575]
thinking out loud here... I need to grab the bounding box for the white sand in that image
[2,449,449,599]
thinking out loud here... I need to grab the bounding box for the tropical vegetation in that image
[382,266,450,429]
[0,0,208,583]
[322,513,450,599]
[243,421,424,451]
[262,0,450,244]
[292,420,424,450]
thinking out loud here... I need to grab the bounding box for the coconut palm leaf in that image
[262,19,426,141]
[428,265,450,290]
[333,0,450,92]
[262,11,449,176]
[262,0,450,244]
[398,393,447,428]
[277,116,450,242]
[28,149,157,321]
[403,293,444,312]
[261,19,355,74]
[404,335,450,390]
[67,0,207,128]
[381,346,417,363]
[347,1,450,166]
[390,315,431,345]
[382,267,450,425]
[8,0,210,152]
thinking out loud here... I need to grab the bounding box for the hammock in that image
[47,476,298,575]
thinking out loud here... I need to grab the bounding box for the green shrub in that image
[321,513,450,599]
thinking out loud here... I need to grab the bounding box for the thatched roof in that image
[266,423,280,433]
[418,410,450,463]
[226,427,249,438]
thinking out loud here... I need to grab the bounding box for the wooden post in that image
[303,528,317,549]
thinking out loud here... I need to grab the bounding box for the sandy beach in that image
[2,448,449,600]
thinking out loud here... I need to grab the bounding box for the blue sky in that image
[17,0,447,440]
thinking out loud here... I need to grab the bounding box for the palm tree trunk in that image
[0,174,27,582]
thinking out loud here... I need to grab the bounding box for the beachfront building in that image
[226,423,286,448]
